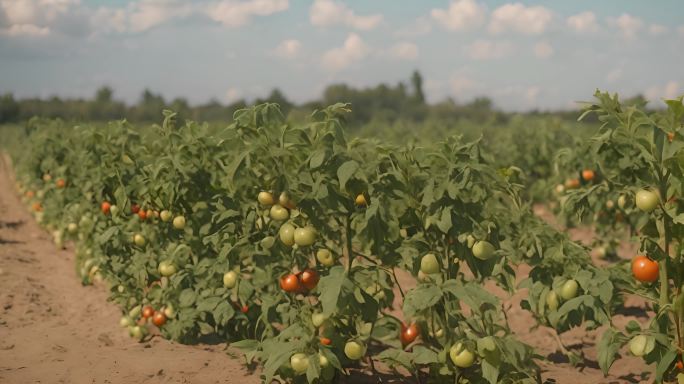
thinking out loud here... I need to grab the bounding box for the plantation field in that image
[1,92,683,383]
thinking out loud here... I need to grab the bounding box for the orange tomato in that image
[581,169,595,182]
[280,274,302,293]
[152,312,166,326]
[668,132,676,143]
[138,210,147,220]
[55,179,66,188]
[631,255,659,283]
[101,201,111,215]
[565,178,580,189]
[142,305,155,319]
[320,337,332,346]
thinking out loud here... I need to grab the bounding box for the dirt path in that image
[0,157,261,384]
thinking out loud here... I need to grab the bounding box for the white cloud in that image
[431,0,485,31]
[91,0,194,34]
[321,33,370,72]
[224,87,242,103]
[648,24,667,36]
[466,39,513,60]
[608,13,643,39]
[310,0,382,30]
[566,11,598,33]
[533,41,553,59]
[274,39,301,59]
[489,3,553,35]
[0,0,78,36]
[645,81,681,103]
[2,23,50,36]
[388,42,418,60]
[606,67,623,83]
[395,16,432,37]
[208,0,289,28]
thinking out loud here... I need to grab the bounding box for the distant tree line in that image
[1,71,632,128]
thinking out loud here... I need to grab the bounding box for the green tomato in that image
[635,189,659,212]
[472,241,495,260]
[312,312,328,327]
[67,222,78,234]
[260,236,275,249]
[294,227,316,247]
[119,316,133,327]
[617,195,627,209]
[420,253,440,274]
[129,325,145,340]
[290,353,309,375]
[546,291,559,311]
[109,205,119,216]
[316,249,335,266]
[344,341,366,360]
[163,304,175,318]
[134,234,146,247]
[319,353,329,368]
[449,343,475,368]
[223,271,238,288]
[279,223,296,247]
[258,191,275,206]
[629,334,655,357]
[269,204,289,221]
[160,210,172,222]
[172,215,186,230]
[560,279,579,300]
[158,261,177,277]
[466,234,476,249]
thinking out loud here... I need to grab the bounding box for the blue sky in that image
[0,0,682,111]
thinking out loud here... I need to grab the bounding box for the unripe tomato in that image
[134,234,146,247]
[546,291,559,310]
[257,191,275,206]
[119,316,134,327]
[152,312,166,327]
[172,216,186,230]
[300,269,320,290]
[142,305,155,319]
[635,189,659,212]
[279,192,296,209]
[629,334,655,357]
[449,343,475,368]
[290,353,309,375]
[316,249,335,266]
[472,241,495,260]
[110,205,119,216]
[43,173,52,182]
[632,255,658,282]
[312,312,328,327]
[554,184,565,194]
[163,305,175,318]
[280,273,302,293]
[560,279,579,300]
[269,204,289,221]
[420,253,440,274]
[466,234,476,249]
[344,341,366,360]
[581,169,595,182]
[260,236,275,249]
[294,227,316,246]
[101,201,111,215]
[160,210,172,222]
[67,222,78,234]
[158,261,177,277]
[400,323,420,346]
[129,325,145,340]
[279,223,296,247]
[618,195,627,209]
[223,271,238,288]
[319,353,330,367]
[355,194,367,206]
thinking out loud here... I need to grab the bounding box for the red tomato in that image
[581,169,595,182]
[152,312,166,327]
[32,202,42,212]
[320,337,332,346]
[101,201,111,215]
[142,305,155,319]
[400,323,420,346]
[280,274,302,293]
[300,269,320,291]
[26,190,35,198]
[131,204,140,214]
[55,179,66,188]
[240,305,249,314]
[677,360,684,370]
[138,210,147,220]
[632,255,659,283]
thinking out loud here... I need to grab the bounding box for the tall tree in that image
[411,70,425,104]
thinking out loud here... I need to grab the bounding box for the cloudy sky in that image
[0,0,682,111]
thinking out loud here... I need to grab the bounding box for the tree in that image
[411,70,425,104]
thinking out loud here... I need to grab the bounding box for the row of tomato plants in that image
[4,101,644,383]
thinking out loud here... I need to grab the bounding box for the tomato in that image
[152,312,166,327]
[101,201,111,214]
[677,360,684,370]
[320,337,332,346]
[294,227,316,246]
[55,178,66,188]
[581,169,595,182]
[668,132,676,143]
[67,222,78,234]
[560,279,579,300]
[316,249,335,266]
[319,353,330,367]
[269,204,289,221]
[129,325,145,340]
[355,194,367,206]
[290,353,309,375]
[163,305,175,318]
[43,173,52,182]
[160,210,172,222]
[632,255,659,282]
[240,305,249,314]
[400,323,420,346]
[635,189,659,212]
[629,334,655,357]
[173,215,186,230]
[466,234,476,249]
[554,184,565,194]
[134,234,146,247]
[142,305,155,319]
[605,200,615,210]
[158,261,177,277]
[472,241,495,260]
[119,316,134,327]
[279,192,296,210]
[26,190,35,198]
[301,269,320,291]
[223,271,238,288]
[110,205,119,216]
[312,312,328,327]
[278,223,296,247]
[32,202,42,212]
[131,204,140,214]
[280,273,302,293]
[344,341,366,360]
[257,191,275,206]
[138,210,147,220]
[420,253,440,274]
[618,195,627,209]
[449,343,475,368]
[565,178,580,189]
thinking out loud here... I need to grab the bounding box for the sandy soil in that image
[0,154,652,384]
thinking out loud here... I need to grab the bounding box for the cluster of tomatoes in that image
[119,304,173,340]
[556,168,597,193]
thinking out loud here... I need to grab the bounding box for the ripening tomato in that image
[26,190,35,198]
[320,337,332,346]
[142,305,155,319]
[355,194,367,207]
[400,323,420,346]
[632,255,659,282]
[257,191,275,206]
[131,204,140,214]
[172,216,186,230]
[55,179,66,188]
[280,273,302,293]
[677,360,684,370]
[152,312,166,327]
[160,210,172,222]
[240,305,249,314]
[668,132,676,143]
[300,269,320,291]
[138,210,147,220]
[279,192,296,210]
[32,202,42,212]
[101,201,111,215]
[581,169,595,182]
[269,204,289,221]
[565,178,580,189]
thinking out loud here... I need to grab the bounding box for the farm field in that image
[1,92,682,383]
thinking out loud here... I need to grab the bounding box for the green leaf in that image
[179,289,197,307]
[318,266,347,316]
[337,160,358,190]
